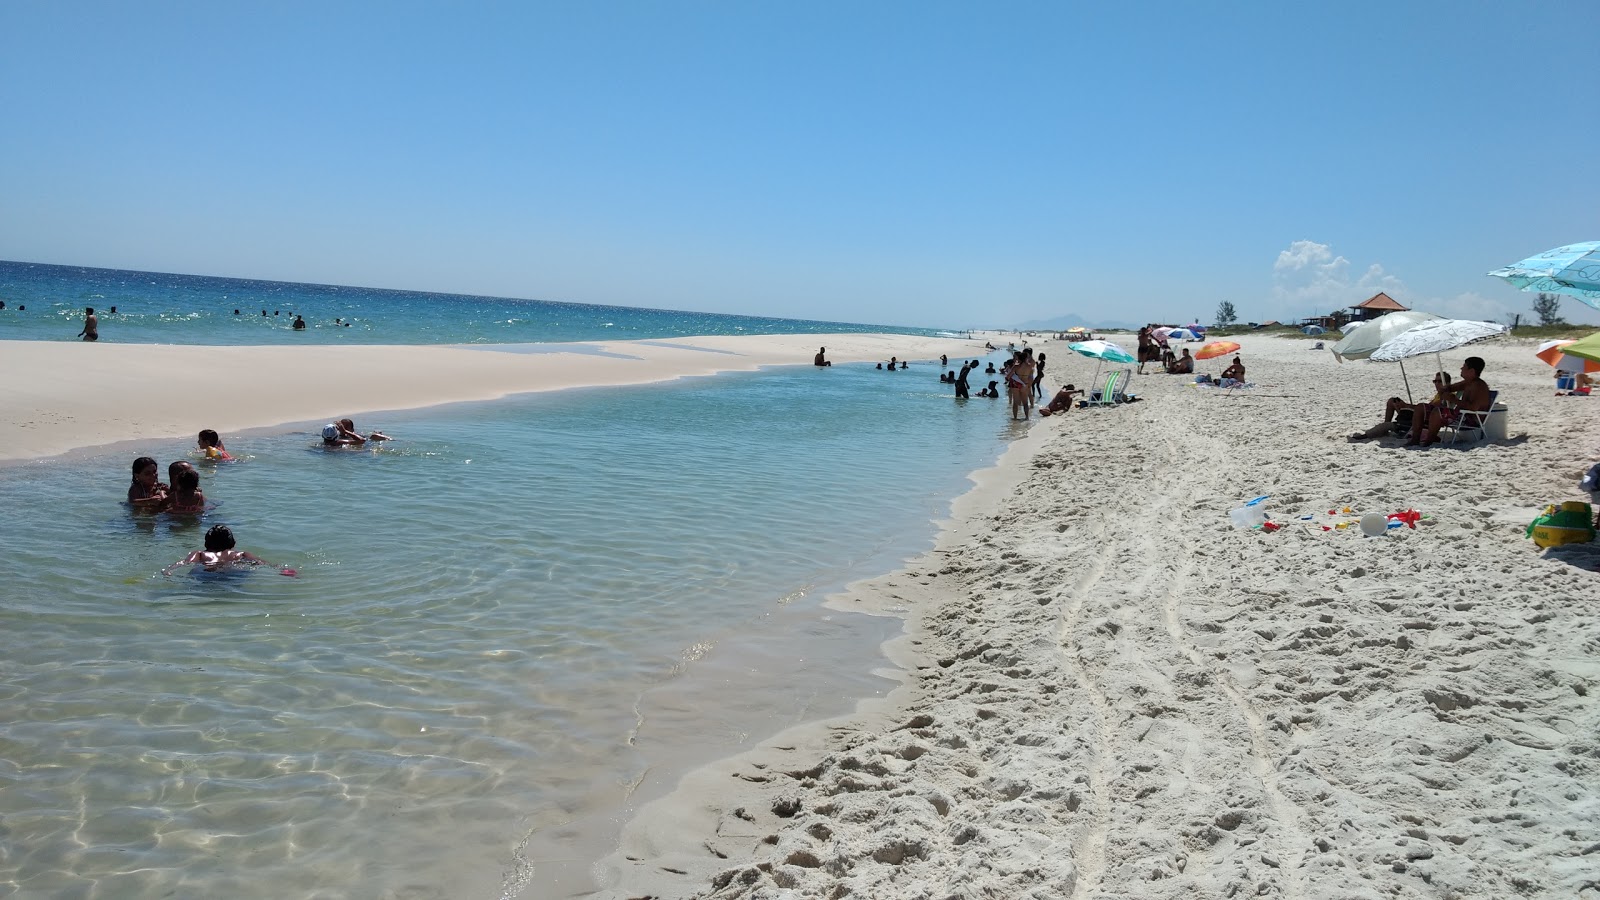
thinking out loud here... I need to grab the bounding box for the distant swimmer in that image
[162,524,289,576]
[887,356,898,370]
[293,315,306,330]
[323,418,391,445]
[814,347,831,367]
[78,307,98,341]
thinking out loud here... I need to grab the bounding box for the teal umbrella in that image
[1488,241,1600,310]
[1068,339,1135,383]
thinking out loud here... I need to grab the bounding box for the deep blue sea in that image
[0,260,952,346]
[0,262,1021,899]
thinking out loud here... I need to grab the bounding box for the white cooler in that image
[1484,403,1509,441]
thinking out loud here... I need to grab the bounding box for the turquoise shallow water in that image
[0,359,1022,898]
[0,261,951,346]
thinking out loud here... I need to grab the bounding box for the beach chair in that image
[1085,369,1129,407]
[1441,391,1498,446]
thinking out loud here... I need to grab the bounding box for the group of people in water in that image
[127,420,391,575]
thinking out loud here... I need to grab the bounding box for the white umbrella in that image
[1330,310,1440,361]
[1369,319,1508,362]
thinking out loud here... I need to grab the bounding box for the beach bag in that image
[1525,501,1596,548]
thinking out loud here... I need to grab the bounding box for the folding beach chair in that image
[1441,391,1499,446]
[1085,368,1130,407]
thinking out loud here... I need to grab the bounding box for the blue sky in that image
[3,1,1597,329]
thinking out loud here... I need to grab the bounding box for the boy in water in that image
[198,429,233,460]
[166,468,206,515]
[162,525,271,574]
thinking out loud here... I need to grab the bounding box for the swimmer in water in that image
[128,456,168,509]
[162,525,271,575]
[339,418,390,442]
[198,429,233,460]
[166,468,206,515]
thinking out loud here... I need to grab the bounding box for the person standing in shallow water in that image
[78,307,98,341]
[954,361,971,399]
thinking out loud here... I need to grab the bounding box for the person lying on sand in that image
[1039,384,1084,416]
[1349,373,1450,442]
[1407,356,1490,447]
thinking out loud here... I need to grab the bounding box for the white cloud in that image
[1274,240,1340,273]
[1268,240,1383,320]
[1262,239,1600,327]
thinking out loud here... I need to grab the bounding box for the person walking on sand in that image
[78,307,98,342]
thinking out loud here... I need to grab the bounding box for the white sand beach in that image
[593,334,1600,900]
[4,332,1597,899]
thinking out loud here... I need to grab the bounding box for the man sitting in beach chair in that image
[1407,356,1491,447]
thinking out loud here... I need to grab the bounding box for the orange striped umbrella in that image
[1536,339,1600,373]
[1195,340,1240,360]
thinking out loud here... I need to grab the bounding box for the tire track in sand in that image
[1056,523,1116,900]
[1155,428,1308,900]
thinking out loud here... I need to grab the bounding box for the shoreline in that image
[0,333,992,463]
[588,334,1600,899]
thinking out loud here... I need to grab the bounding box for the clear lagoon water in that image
[0,355,1027,898]
[0,260,952,346]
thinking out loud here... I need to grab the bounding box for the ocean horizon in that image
[0,260,960,347]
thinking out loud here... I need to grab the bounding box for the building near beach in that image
[1348,291,1409,321]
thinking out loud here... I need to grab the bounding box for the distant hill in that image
[1010,314,1141,332]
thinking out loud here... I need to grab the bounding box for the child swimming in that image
[166,468,206,515]
[198,429,233,460]
[162,524,278,575]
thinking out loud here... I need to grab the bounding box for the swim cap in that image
[322,424,340,440]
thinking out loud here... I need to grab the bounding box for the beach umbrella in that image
[1065,326,1088,334]
[1067,340,1135,364]
[1536,339,1600,374]
[1555,331,1600,366]
[1487,241,1600,310]
[1302,324,1326,335]
[1329,310,1440,362]
[1195,340,1239,360]
[1152,326,1174,340]
[1068,339,1135,382]
[1369,319,1507,363]
[1166,328,1199,341]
